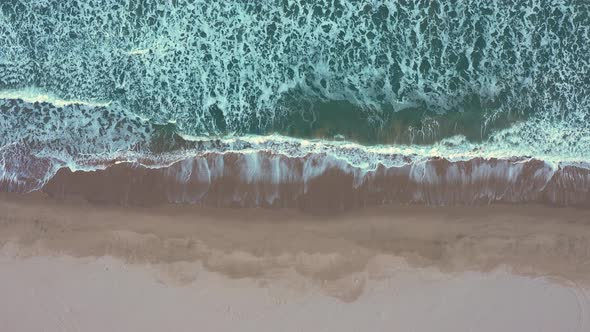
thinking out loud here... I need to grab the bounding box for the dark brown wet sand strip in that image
[34,155,590,210]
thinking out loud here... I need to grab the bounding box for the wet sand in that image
[1,192,590,331]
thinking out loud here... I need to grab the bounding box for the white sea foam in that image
[0,89,110,108]
[1,0,588,137]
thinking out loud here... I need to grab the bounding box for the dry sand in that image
[2,192,590,331]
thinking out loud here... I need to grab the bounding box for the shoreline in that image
[3,153,588,210]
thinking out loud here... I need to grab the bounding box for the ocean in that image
[1,0,589,209]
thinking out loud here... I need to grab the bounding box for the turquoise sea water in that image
[0,1,589,187]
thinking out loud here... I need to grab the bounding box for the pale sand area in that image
[2,192,590,331]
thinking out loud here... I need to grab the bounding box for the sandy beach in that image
[1,192,590,331]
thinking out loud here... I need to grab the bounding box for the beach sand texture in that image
[2,193,590,331]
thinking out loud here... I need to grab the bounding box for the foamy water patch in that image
[0,89,111,108]
[1,0,588,138]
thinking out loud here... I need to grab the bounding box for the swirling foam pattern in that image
[0,0,589,194]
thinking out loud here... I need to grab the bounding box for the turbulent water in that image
[1,1,590,208]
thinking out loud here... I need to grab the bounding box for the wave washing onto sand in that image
[2,127,589,210]
[2,133,590,210]
[0,95,589,210]
[0,96,589,210]
[36,152,590,211]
